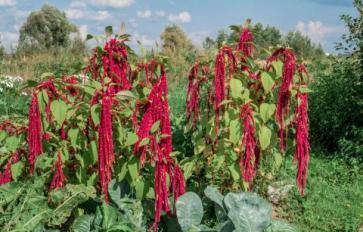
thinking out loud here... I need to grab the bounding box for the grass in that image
[276,154,363,232]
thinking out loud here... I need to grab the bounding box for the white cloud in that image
[168,11,191,23]
[295,20,343,44]
[78,25,88,40]
[91,10,111,20]
[66,7,111,21]
[137,10,152,18]
[88,0,134,8]
[133,33,159,47]
[70,1,87,8]
[155,11,166,17]
[0,31,18,50]
[0,0,16,6]
[189,31,210,47]
[136,10,166,19]
[129,18,138,28]
[66,8,85,19]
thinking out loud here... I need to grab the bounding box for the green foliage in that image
[175,186,297,232]
[276,155,363,232]
[19,4,77,51]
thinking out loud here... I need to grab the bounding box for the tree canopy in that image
[19,4,77,50]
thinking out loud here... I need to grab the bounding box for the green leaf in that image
[265,220,297,232]
[299,86,312,93]
[259,126,272,150]
[91,104,100,127]
[72,215,94,232]
[86,34,93,40]
[51,100,68,126]
[194,138,206,155]
[68,128,80,148]
[128,157,139,181]
[204,186,224,210]
[150,120,160,133]
[261,72,275,93]
[105,26,113,36]
[5,136,19,152]
[125,132,138,146]
[11,161,24,181]
[116,90,136,100]
[224,192,272,232]
[181,160,195,180]
[230,78,243,100]
[48,185,96,226]
[229,119,242,145]
[139,137,149,146]
[260,103,276,123]
[176,192,204,232]
[273,61,283,77]
[229,164,241,181]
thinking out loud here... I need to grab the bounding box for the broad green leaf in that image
[139,137,149,146]
[105,26,113,36]
[11,161,24,181]
[91,104,100,127]
[51,100,68,126]
[230,78,243,100]
[224,192,272,232]
[48,185,96,226]
[68,128,79,148]
[204,186,224,210]
[181,160,195,180]
[150,120,160,133]
[176,192,203,232]
[259,126,272,150]
[260,103,276,123]
[116,90,136,100]
[128,157,139,181]
[229,119,242,145]
[261,72,275,93]
[72,215,94,232]
[194,138,206,155]
[299,86,312,93]
[229,164,240,181]
[5,136,19,152]
[265,220,297,232]
[273,61,283,78]
[125,132,138,146]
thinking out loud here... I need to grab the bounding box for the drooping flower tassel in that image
[27,92,43,174]
[294,91,310,196]
[98,94,114,203]
[0,150,21,186]
[153,161,171,231]
[266,48,296,151]
[49,151,66,191]
[213,47,236,142]
[239,103,258,182]
[238,27,254,57]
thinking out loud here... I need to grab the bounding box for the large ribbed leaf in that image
[224,192,272,232]
[72,215,94,232]
[265,220,298,232]
[176,192,204,232]
[48,185,96,226]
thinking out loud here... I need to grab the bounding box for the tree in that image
[160,25,197,81]
[19,4,77,50]
[160,25,194,54]
[0,40,5,58]
[284,31,324,60]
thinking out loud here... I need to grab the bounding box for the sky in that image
[0,0,358,53]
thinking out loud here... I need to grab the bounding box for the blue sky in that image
[0,0,357,52]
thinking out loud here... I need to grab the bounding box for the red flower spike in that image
[294,91,310,196]
[49,151,66,191]
[27,92,43,174]
[266,48,297,152]
[213,46,236,143]
[0,151,21,186]
[98,94,114,203]
[238,27,254,57]
[239,103,258,182]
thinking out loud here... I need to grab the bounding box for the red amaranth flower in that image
[294,91,310,196]
[49,151,66,191]
[86,39,131,93]
[63,75,79,96]
[213,46,236,142]
[27,92,43,174]
[239,103,258,182]
[238,27,254,57]
[266,48,296,152]
[0,150,21,186]
[98,94,114,203]
[135,64,185,231]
